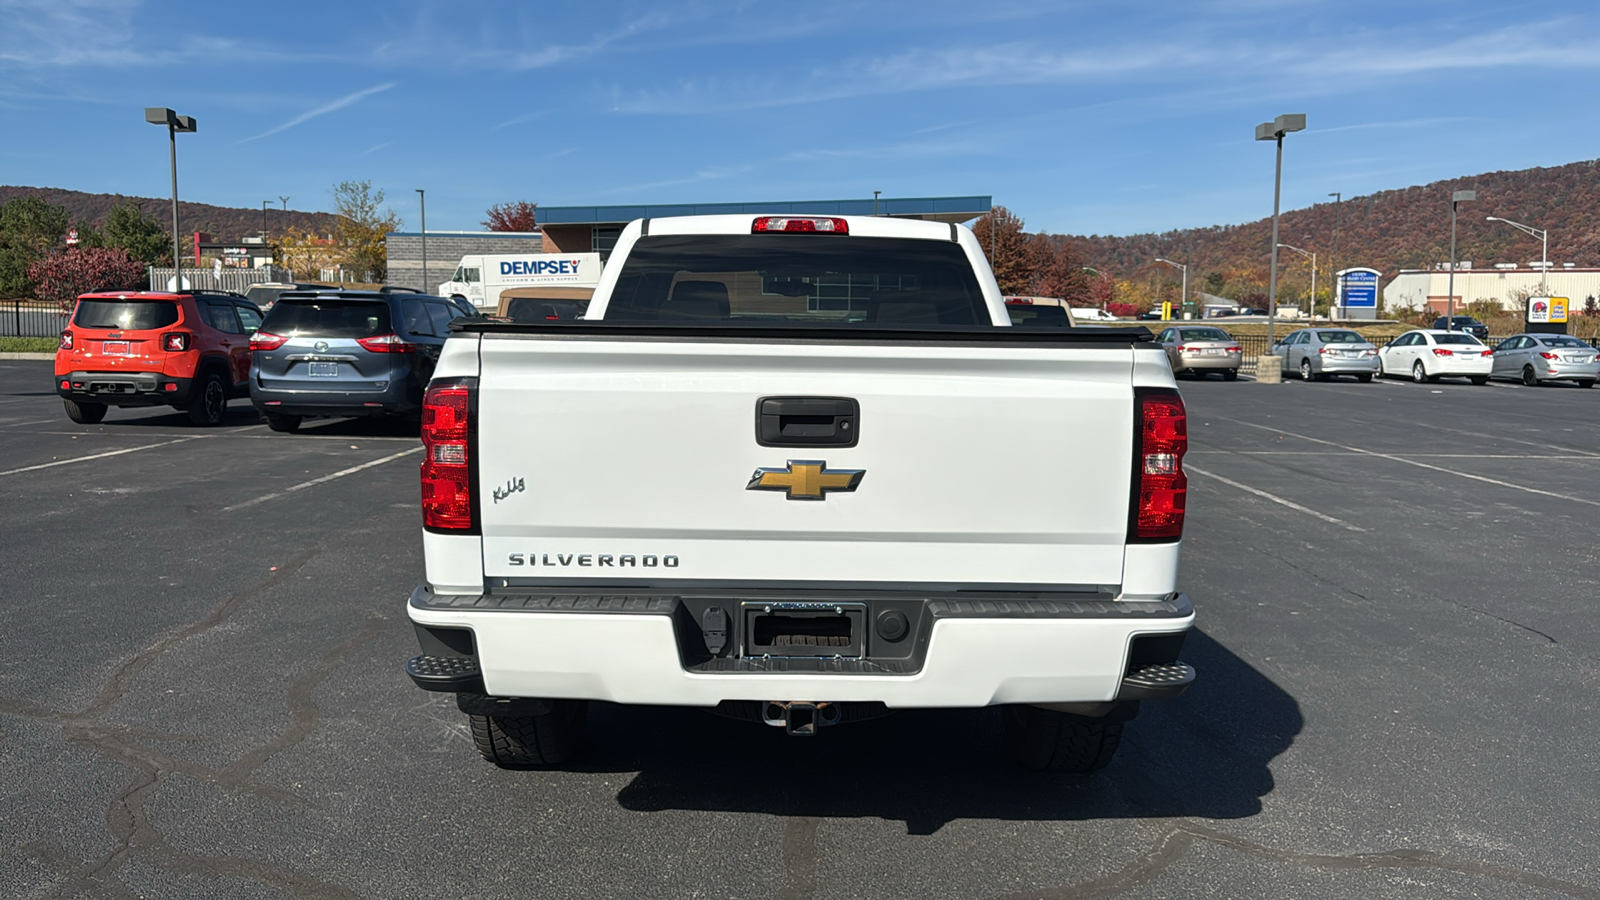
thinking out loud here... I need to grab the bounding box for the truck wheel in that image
[63,399,107,424]
[1002,704,1128,773]
[467,700,587,767]
[265,413,302,433]
[187,371,228,426]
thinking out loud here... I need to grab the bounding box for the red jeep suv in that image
[55,291,263,426]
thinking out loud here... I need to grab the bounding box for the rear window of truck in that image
[73,300,180,330]
[604,235,990,326]
[260,299,392,337]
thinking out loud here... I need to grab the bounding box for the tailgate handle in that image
[757,397,859,447]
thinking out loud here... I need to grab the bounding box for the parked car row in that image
[1269,327,1598,387]
[52,288,481,428]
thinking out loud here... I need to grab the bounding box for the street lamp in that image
[262,200,271,238]
[1328,192,1341,319]
[1444,190,1476,326]
[1255,113,1306,351]
[1277,243,1316,324]
[1155,258,1187,320]
[1485,216,1549,297]
[415,189,427,291]
[144,107,197,289]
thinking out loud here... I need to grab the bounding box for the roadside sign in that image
[1528,297,1569,324]
[1336,268,1379,308]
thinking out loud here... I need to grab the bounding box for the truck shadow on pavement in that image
[591,629,1299,835]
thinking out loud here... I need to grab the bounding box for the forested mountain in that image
[0,186,342,241]
[1057,159,1600,301]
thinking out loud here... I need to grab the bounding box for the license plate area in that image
[742,602,865,658]
[307,361,339,377]
[102,341,131,356]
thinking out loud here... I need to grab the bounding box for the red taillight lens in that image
[1131,389,1187,542]
[421,378,475,532]
[1432,348,1452,357]
[162,332,190,352]
[356,333,416,353]
[1539,352,1560,360]
[59,331,73,350]
[751,216,848,234]
[249,331,288,351]
[1226,345,1241,352]
[1175,345,1188,352]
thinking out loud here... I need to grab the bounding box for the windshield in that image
[1434,333,1484,346]
[73,299,180,330]
[604,235,989,326]
[1539,337,1588,348]
[1178,328,1230,341]
[1318,331,1363,343]
[260,299,392,337]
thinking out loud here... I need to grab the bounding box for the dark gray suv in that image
[248,290,469,432]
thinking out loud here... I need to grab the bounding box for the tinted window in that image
[237,305,262,333]
[400,298,435,336]
[1318,331,1362,343]
[1539,336,1587,348]
[426,302,456,335]
[605,235,990,326]
[1434,333,1483,345]
[505,298,589,322]
[205,300,243,334]
[1178,328,1230,341]
[73,299,180,330]
[1008,305,1070,327]
[260,299,392,337]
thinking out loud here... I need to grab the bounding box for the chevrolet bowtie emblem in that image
[747,459,865,501]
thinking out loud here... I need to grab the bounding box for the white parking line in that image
[0,437,204,477]
[1223,419,1600,507]
[221,447,422,512]
[1186,465,1367,532]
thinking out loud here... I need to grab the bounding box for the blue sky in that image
[2,0,1596,236]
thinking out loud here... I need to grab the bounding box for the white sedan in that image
[1378,329,1493,384]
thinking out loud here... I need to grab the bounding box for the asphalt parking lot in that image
[2,358,1597,900]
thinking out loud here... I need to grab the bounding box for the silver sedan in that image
[1155,326,1242,380]
[1489,334,1599,387]
[1273,328,1381,382]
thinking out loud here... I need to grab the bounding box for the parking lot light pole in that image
[262,201,270,238]
[1256,114,1306,352]
[145,108,197,290]
[1155,258,1187,318]
[415,189,427,291]
[1446,191,1476,326]
[1328,192,1341,319]
[1486,216,1549,297]
[1277,243,1316,324]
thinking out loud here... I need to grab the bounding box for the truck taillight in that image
[1130,388,1187,542]
[421,378,477,532]
[752,216,848,234]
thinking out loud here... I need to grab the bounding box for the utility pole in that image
[415,189,427,291]
[1328,192,1341,319]
[262,200,270,238]
[1447,190,1476,326]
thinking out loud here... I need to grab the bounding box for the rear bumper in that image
[249,378,419,417]
[404,585,1195,708]
[55,370,193,406]
[1176,353,1241,371]
[1315,356,1380,374]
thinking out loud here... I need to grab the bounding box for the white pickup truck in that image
[405,214,1194,773]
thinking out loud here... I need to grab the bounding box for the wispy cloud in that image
[596,165,754,196]
[242,83,396,143]
[1311,117,1481,135]
[362,141,394,156]
[0,0,326,68]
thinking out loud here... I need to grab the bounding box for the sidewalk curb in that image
[0,352,54,360]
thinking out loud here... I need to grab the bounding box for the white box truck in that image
[436,253,604,312]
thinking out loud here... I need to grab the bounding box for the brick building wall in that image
[385,231,543,290]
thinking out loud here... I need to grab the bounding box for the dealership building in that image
[1384,263,1600,314]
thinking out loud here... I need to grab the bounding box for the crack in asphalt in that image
[982,818,1600,899]
[0,544,379,898]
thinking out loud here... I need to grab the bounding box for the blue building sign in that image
[1337,268,1380,308]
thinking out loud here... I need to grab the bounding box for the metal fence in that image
[145,266,294,295]
[4,300,69,339]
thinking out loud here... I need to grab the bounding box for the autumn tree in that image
[27,248,144,309]
[972,206,1032,294]
[0,196,71,297]
[484,201,538,232]
[1026,235,1093,302]
[275,226,333,281]
[330,180,401,281]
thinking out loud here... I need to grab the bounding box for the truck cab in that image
[437,257,487,308]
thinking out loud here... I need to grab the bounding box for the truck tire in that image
[187,371,228,426]
[1002,704,1128,773]
[63,399,107,424]
[467,700,587,767]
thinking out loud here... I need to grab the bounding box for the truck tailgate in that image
[476,334,1135,588]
